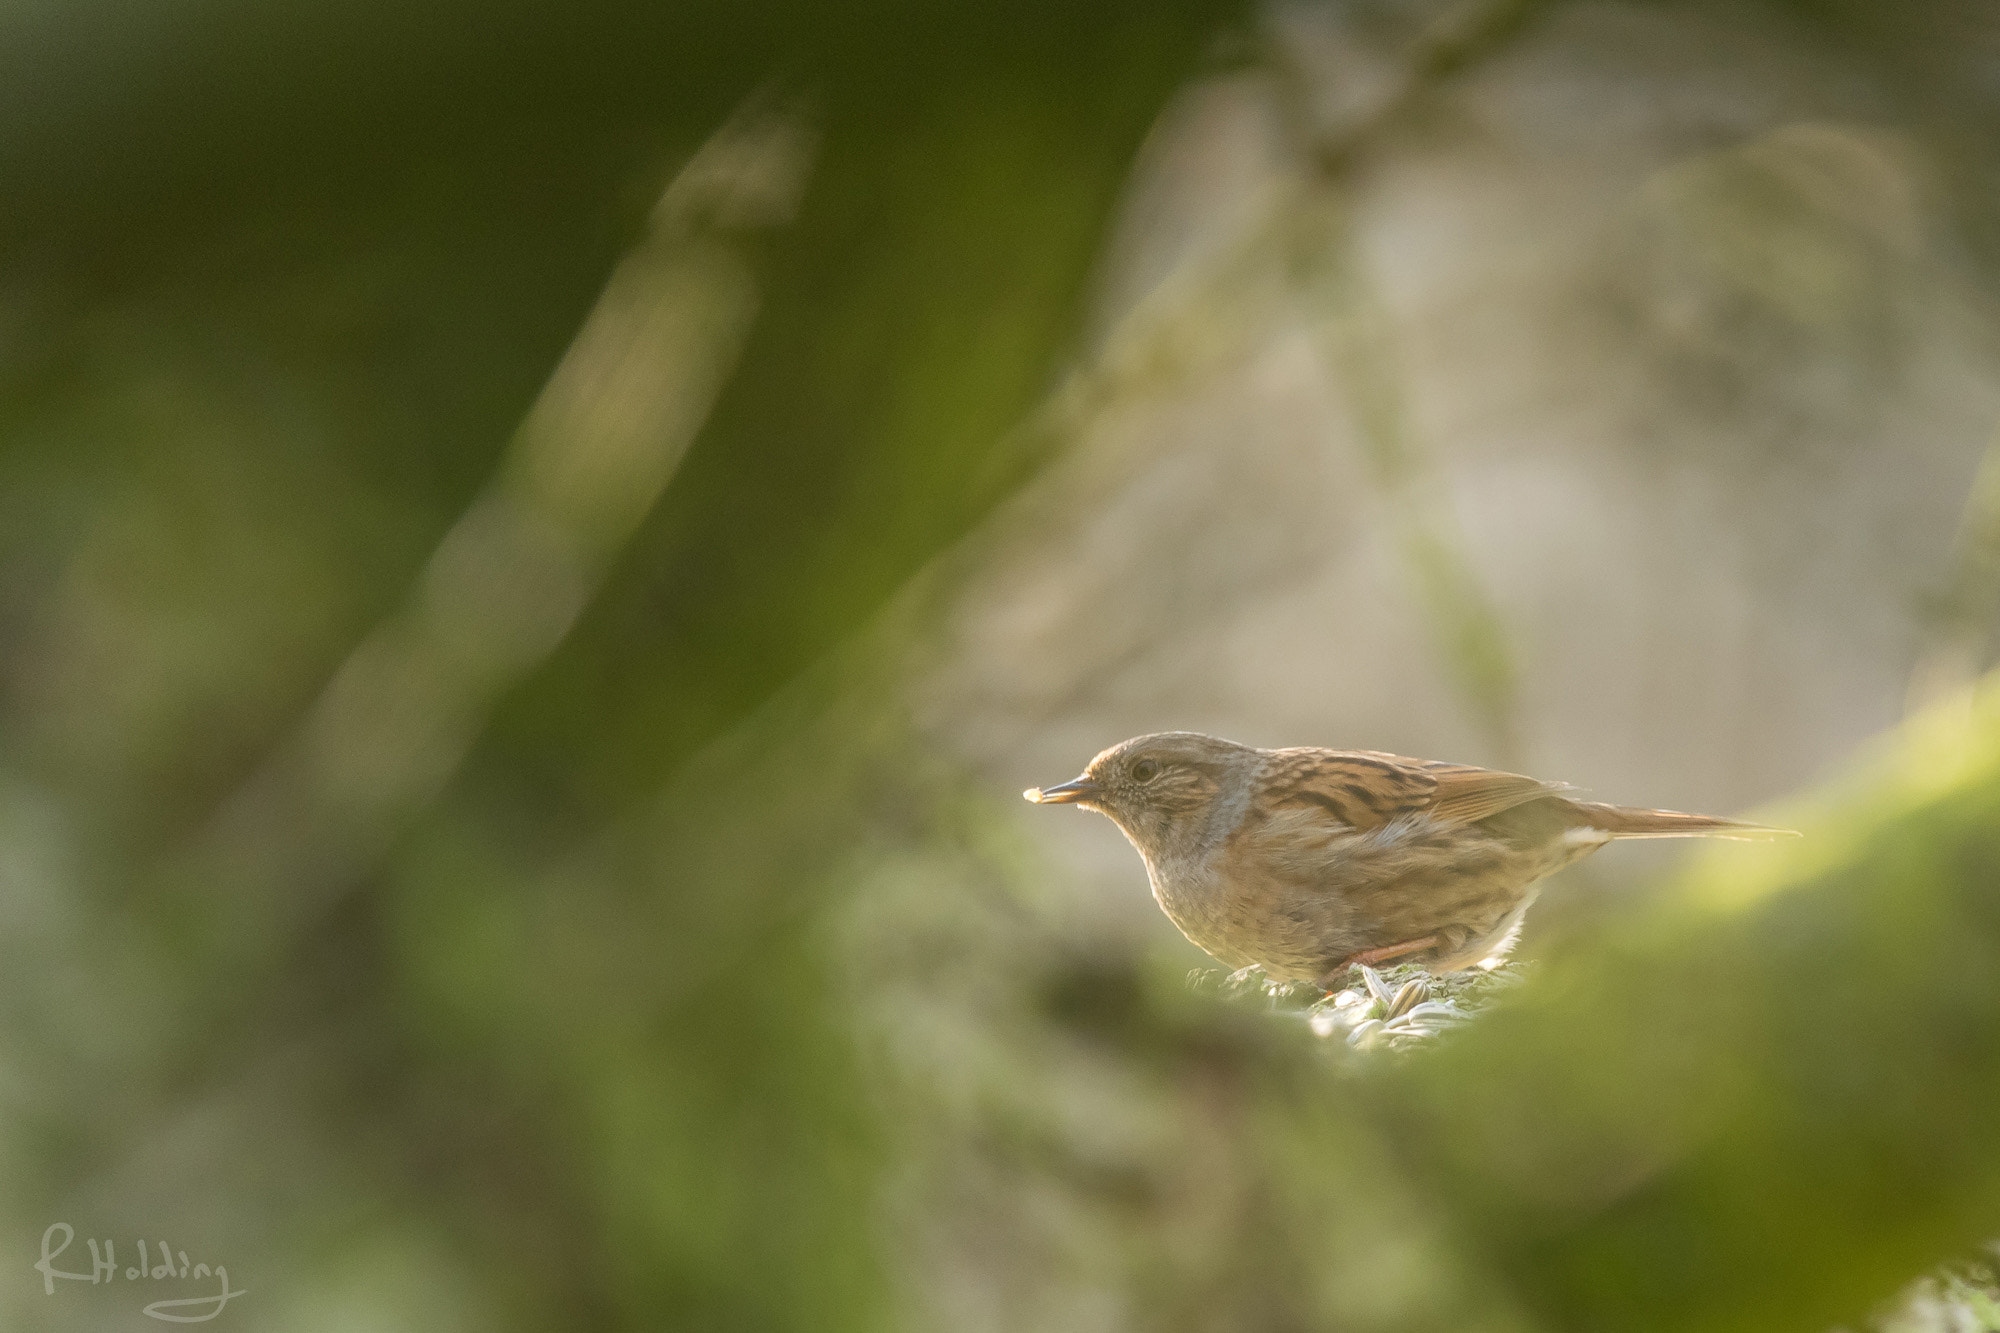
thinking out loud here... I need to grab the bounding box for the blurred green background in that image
[8,1,2000,1330]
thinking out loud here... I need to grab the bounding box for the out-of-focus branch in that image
[980,0,1549,499]
[1288,187,1525,762]
[1270,0,1546,763]
[929,3,1549,742]
[1909,424,2000,714]
[1278,0,1543,174]
[189,100,815,952]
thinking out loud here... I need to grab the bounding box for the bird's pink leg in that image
[1316,936,1440,992]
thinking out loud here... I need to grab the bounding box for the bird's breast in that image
[1143,845,1288,971]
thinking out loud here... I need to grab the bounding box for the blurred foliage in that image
[0,2,1240,1329]
[10,1,2000,1332]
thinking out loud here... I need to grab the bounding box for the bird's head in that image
[1025,731,1256,855]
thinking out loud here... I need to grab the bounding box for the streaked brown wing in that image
[1416,760,1575,823]
[1260,748,1568,831]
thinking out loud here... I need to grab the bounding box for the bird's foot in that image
[1314,936,1440,993]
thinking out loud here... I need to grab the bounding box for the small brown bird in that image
[1026,731,1790,987]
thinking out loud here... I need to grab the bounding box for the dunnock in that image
[1026,732,1789,987]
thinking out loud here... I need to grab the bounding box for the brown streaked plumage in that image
[1026,731,1792,987]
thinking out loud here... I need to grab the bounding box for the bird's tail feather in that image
[1564,799,1796,840]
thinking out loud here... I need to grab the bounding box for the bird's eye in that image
[1130,758,1161,783]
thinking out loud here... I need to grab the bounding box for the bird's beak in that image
[1024,775,1099,805]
